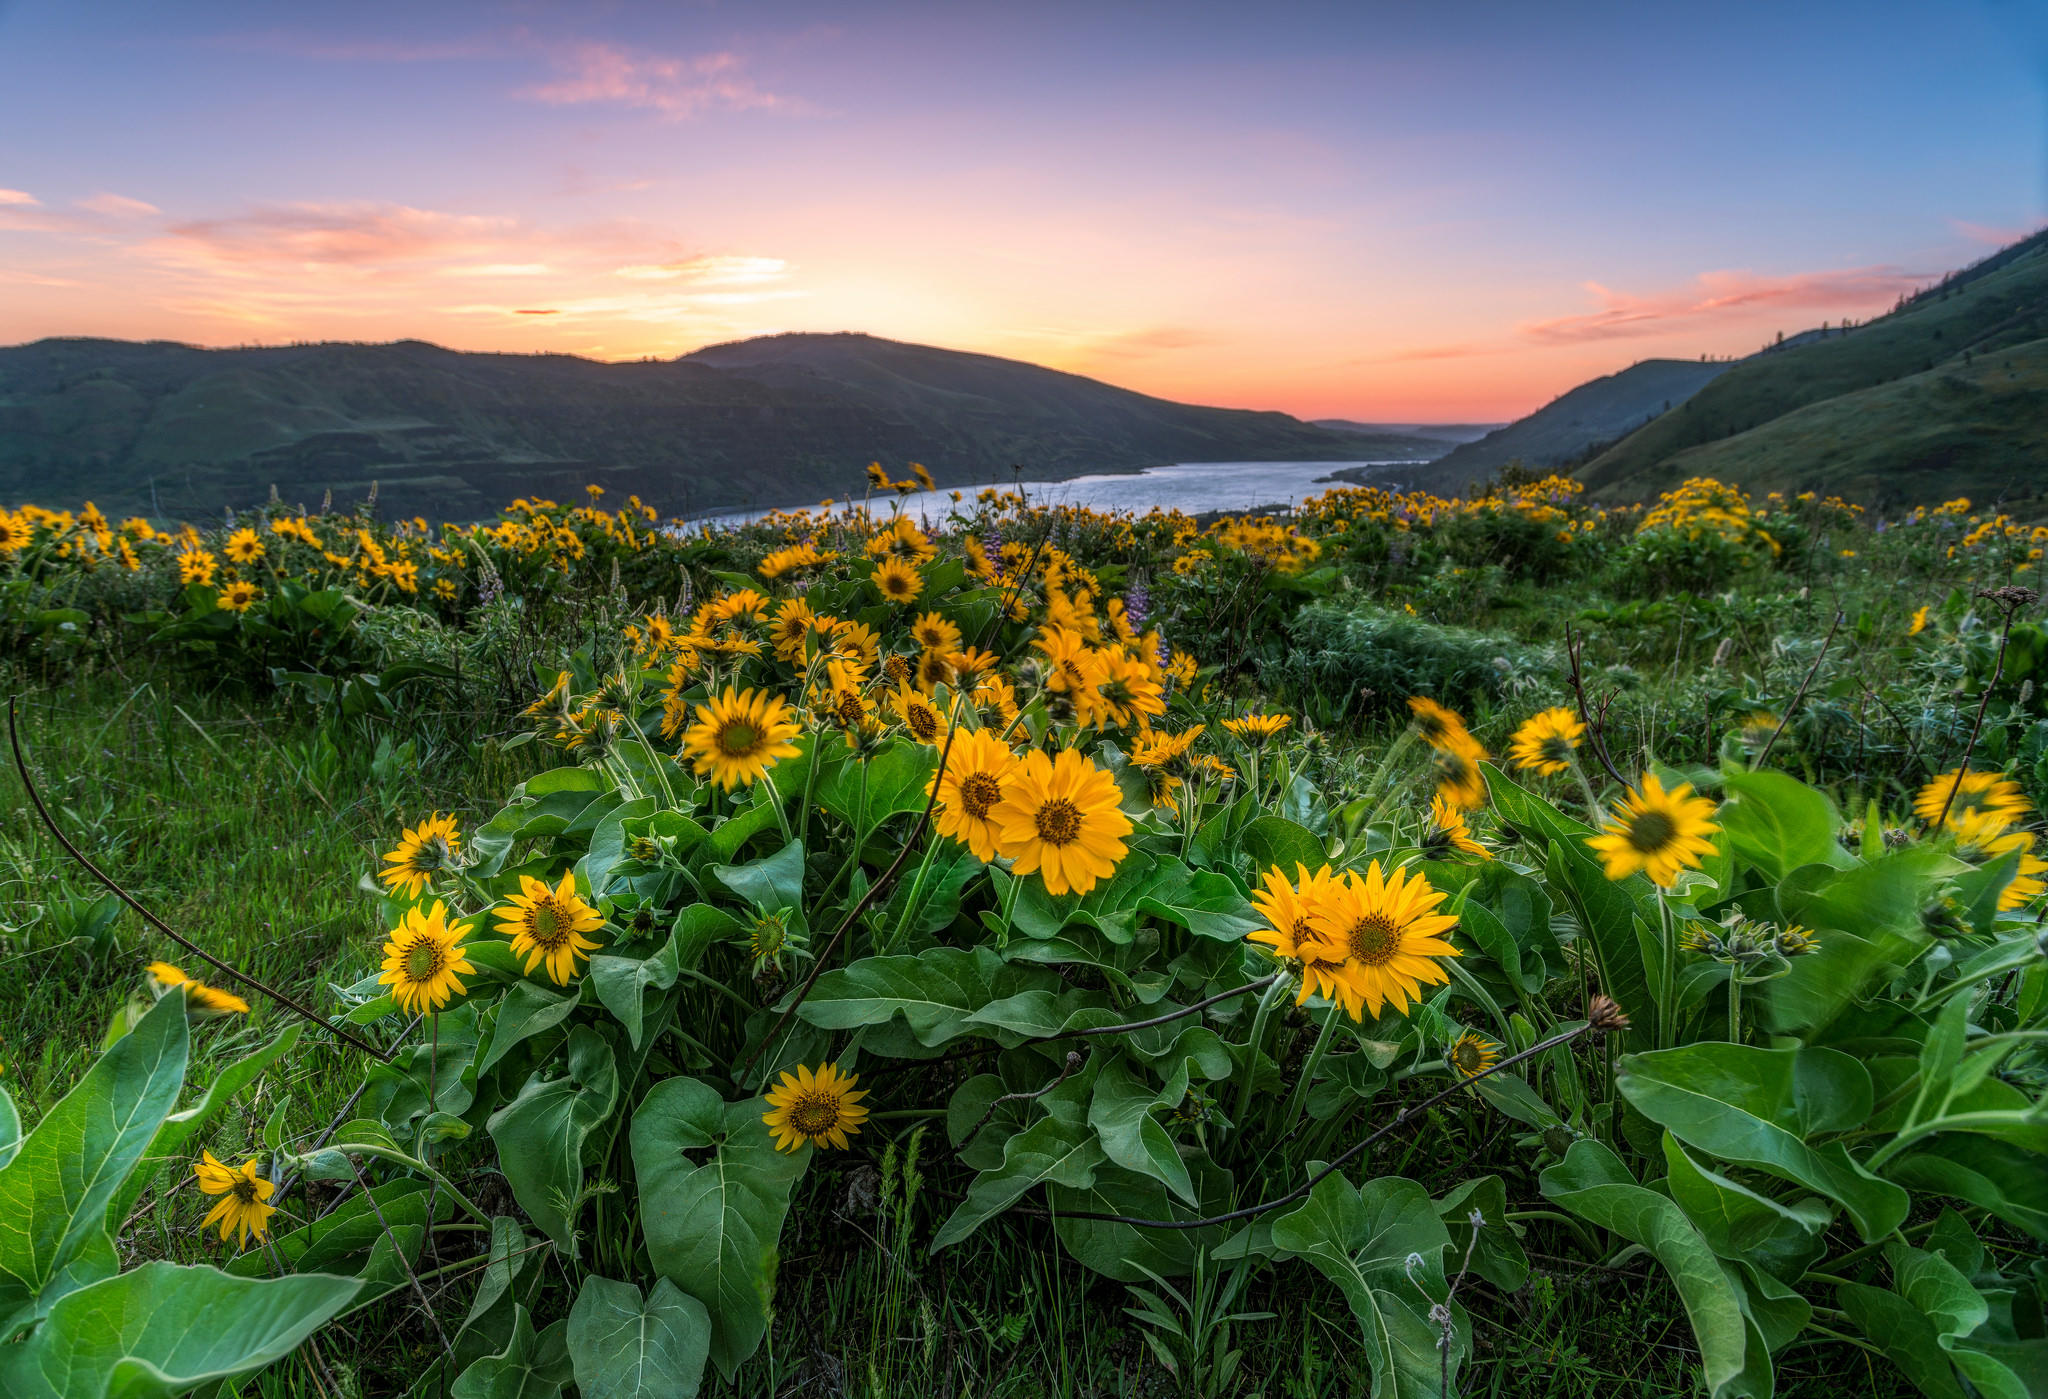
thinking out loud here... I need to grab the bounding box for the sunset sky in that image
[1,0,2042,420]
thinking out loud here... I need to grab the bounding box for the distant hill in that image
[0,332,1405,521]
[1423,359,1734,490]
[1312,419,1497,447]
[1579,228,2048,508]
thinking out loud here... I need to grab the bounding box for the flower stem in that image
[1230,972,1292,1136]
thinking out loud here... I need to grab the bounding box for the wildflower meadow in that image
[1,469,2045,1397]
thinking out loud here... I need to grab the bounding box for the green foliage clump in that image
[1261,600,1552,726]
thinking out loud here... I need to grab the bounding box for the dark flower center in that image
[1347,913,1402,965]
[1035,798,1083,846]
[960,772,1003,820]
[906,705,939,742]
[528,901,570,950]
[1626,809,1677,854]
[790,1092,839,1135]
[231,1176,259,1204]
[718,721,761,756]
[404,938,445,983]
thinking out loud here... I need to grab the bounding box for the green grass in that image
[0,668,1927,1397]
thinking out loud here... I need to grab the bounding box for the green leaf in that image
[588,928,684,1050]
[478,983,580,1078]
[451,1305,571,1399]
[1539,1142,1753,1398]
[1660,1134,1830,1279]
[0,1086,18,1169]
[1764,845,1953,1035]
[0,1261,359,1399]
[629,1077,808,1381]
[1048,1164,1224,1283]
[485,1027,619,1257]
[933,1111,1106,1251]
[1887,1138,2048,1242]
[817,738,935,838]
[567,1274,712,1399]
[1087,1057,1195,1204]
[1837,1283,1970,1399]
[1434,1175,1527,1292]
[1236,816,1325,875]
[0,992,187,1329]
[1543,837,1653,1049]
[1717,768,1850,882]
[1889,1239,1987,1344]
[796,946,1059,1048]
[1269,1173,1464,1399]
[224,1179,436,1290]
[711,839,806,913]
[1617,1043,1908,1242]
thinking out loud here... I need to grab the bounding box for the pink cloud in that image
[0,189,38,206]
[79,192,159,218]
[522,43,796,120]
[1520,266,1928,344]
[156,203,512,268]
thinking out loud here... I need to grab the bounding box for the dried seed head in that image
[1587,994,1630,1035]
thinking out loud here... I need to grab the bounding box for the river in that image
[693,459,1432,527]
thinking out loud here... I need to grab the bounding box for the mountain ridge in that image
[0,331,1450,521]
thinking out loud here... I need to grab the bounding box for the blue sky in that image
[0,0,2039,417]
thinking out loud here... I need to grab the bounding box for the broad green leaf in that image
[1660,1134,1830,1279]
[588,927,684,1050]
[0,1261,358,1399]
[451,1305,572,1399]
[225,1178,436,1287]
[567,1274,712,1399]
[0,1085,18,1169]
[1483,762,1597,845]
[1048,1163,1224,1283]
[1539,1142,1753,1398]
[1269,1173,1464,1399]
[1717,768,1850,881]
[0,992,187,1328]
[1237,815,1325,875]
[817,738,935,838]
[881,842,985,937]
[933,1111,1106,1251]
[1087,1057,1195,1204]
[1764,845,1953,1034]
[711,839,806,913]
[485,1027,618,1257]
[1837,1283,1970,1399]
[1543,836,1653,1049]
[630,1077,808,1381]
[1889,1240,1987,1344]
[478,983,579,1078]
[1434,1175,1527,1292]
[796,946,1059,1047]
[1887,1138,2048,1241]
[1617,1043,1908,1241]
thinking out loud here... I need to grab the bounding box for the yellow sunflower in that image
[1909,605,1931,637]
[1246,863,1353,1006]
[218,579,262,613]
[1406,696,1471,750]
[974,674,1021,727]
[1507,707,1584,776]
[223,527,265,564]
[496,872,604,985]
[379,812,462,898]
[1079,650,1166,731]
[194,1150,276,1248]
[1301,860,1462,1022]
[1032,626,1095,694]
[1421,795,1490,860]
[989,747,1134,896]
[146,961,250,1017]
[682,686,803,789]
[930,728,1017,861]
[768,598,817,661]
[890,683,947,746]
[1447,1031,1501,1080]
[1914,768,2032,830]
[1587,774,1720,886]
[872,556,924,605]
[762,1062,870,1152]
[1221,713,1290,744]
[1432,736,1489,811]
[911,611,962,654]
[378,901,475,1013]
[178,550,219,586]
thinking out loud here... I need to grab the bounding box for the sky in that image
[0,0,2043,421]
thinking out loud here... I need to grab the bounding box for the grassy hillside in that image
[0,332,1398,520]
[1591,333,2048,509]
[1426,357,1732,488]
[1581,228,2048,502]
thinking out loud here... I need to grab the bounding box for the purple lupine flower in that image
[1124,580,1151,630]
